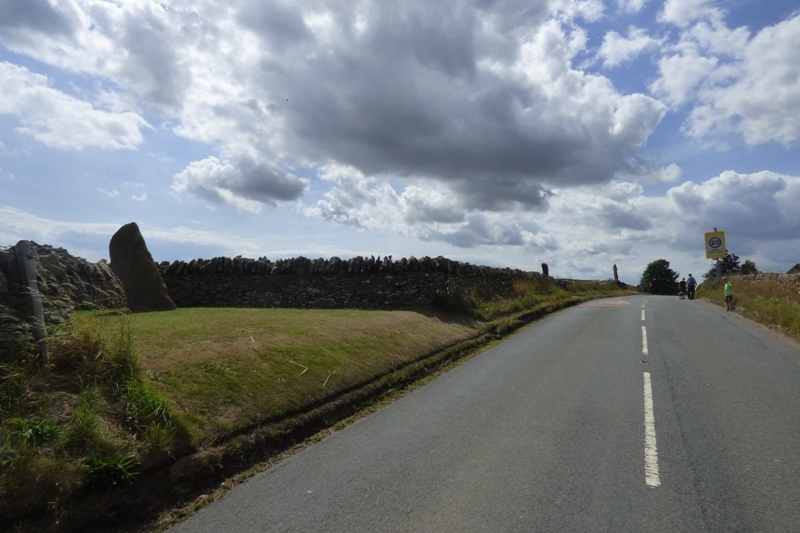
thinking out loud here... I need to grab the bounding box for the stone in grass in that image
[109,222,176,312]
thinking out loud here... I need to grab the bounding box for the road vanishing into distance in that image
[167,296,800,532]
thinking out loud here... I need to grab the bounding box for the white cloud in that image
[688,16,800,146]
[99,188,120,198]
[622,162,683,184]
[660,0,724,27]
[686,20,750,57]
[598,27,662,68]
[172,156,308,212]
[616,0,647,13]
[0,0,193,115]
[650,50,718,107]
[549,0,605,22]
[304,164,401,230]
[0,62,149,150]
[422,212,559,250]
[666,171,800,240]
[402,185,466,224]
[172,157,264,213]
[652,4,800,147]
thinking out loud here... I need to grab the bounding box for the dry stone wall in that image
[738,272,800,287]
[159,255,545,309]
[1,242,546,355]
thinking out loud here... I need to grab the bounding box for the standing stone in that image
[613,264,619,282]
[542,263,549,277]
[15,241,48,365]
[109,223,176,312]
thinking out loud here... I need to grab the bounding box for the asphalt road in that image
[167,296,800,532]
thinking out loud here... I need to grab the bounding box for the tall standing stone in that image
[15,241,48,365]
[109,223,176,312]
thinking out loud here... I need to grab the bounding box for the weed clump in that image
[0,312,187,527]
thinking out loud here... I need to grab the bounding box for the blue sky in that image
[1,0,798,285]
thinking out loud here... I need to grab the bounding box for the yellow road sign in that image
[705,231,726,259]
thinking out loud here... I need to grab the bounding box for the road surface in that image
[167,295,800,532]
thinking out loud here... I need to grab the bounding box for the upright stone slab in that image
[109,223,176,312]
[15,241,48,365]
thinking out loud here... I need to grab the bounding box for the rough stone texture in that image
[158,255,545,309]
[14,241,48,364]
[109,223,176,312]
[0,242,126,359]
[739,272,800,286]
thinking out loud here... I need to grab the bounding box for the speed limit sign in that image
[705,231,726,259]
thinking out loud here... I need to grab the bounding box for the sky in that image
[1,0,798,286]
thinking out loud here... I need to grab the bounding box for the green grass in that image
[1,278,635,530]
[0,312,188,526]
[127,307,481,442]
[698,274,800,339]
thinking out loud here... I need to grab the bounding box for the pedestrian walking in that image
[723,277,734,311]
[687,274,697,300]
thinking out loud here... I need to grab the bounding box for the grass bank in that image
[697,274,800,340]
[2,279,632,532]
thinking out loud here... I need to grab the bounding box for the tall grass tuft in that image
[48,311,139,386]
[0,311,187,522]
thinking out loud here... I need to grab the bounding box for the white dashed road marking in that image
[641,326,648,356]
[643,372,661,487]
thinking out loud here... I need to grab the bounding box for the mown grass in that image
[697,274,800,339]
[129,307,480,444]
[1,277,634,531]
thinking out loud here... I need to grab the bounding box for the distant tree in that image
[741,259,758,275]
[640,259,679,295]
[703,252,742,279]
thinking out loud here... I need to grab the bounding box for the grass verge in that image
[697,274,800,339]
[2,278,634,532]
